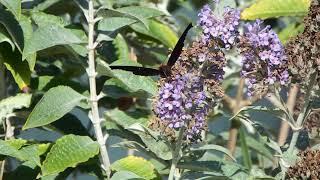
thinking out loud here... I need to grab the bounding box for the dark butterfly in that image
[110,23,193,77]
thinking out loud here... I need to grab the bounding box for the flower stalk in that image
[168,127,185,180]
[87,0,110,176]
[287,73,317,154]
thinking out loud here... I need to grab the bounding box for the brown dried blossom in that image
[285,1,320,86]
[287,149,320,179]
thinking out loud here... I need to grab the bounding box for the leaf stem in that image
[287,73,317,154]
[227,78,245,155]
[277,85,299,146]
[87,0,110,176]
[168,127,185,180]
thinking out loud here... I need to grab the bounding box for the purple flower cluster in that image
[198,3,240,49]
[239,20,289,96]
[154,74,210,142]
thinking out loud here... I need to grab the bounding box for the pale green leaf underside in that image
[105,108,150,129]
[42,134,99,176]
[190,144,236,161]
[241,0,311,20]
[0,93,31,121]
[23,86,86,130]
[110,171,144,180]
[0,0,21,19]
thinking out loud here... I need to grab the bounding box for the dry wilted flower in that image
[287,149,320,179]
[285,1,320,86]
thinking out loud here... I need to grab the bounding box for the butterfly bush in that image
[152,1,237,143]
[198,3,240,49]
[238,20,289,96]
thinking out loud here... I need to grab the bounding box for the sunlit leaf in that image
[113,34,130,60]
[278,24,304,44]
[131,20,178,48]
[241,0,311,20]
[111,156,160,180]
[1,44,31,89]
[42,135,99,175]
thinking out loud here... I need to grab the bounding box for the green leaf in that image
[98,17,137,32]
[6,139,27,149]
[278,23,304,44]
[97,59,157,96]
[113,34,130,60]
[111,171,144,180]
[0,44,31,89]
[246,136,273,160]
[0,139,25,160]
[178,160,245,176]
[20,144,41,166]
[33,0,62,11]
[126,124,172,160]
[0,93,32,121]
[0,8,24,52]
[239,128,252,170]
[105,108,150,128]
[23,86,86,130]
[111,156,160,180]
[19,15,37,70]
[0,0,21,20]
[22,23,83,60]
[100,6,164,29]
[0,28,15,50]
[190,144,236,161]
[230,106,285,121]
[42,134,99,176]
[131,20,178,48]
[31,11,68,27]
[241,0,311,20]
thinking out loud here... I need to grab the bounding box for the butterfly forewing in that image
[110,66,161,76]
[166,23,193,67]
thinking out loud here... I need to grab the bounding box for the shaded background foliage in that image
[0,0,318,179]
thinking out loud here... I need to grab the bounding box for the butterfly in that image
[110,23,193,77]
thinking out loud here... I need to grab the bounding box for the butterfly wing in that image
[110,66,161,76]
[166,23,193,67]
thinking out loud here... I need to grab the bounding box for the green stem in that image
[287,73,317,154]
[168,127,185,180]
[87,0,110,176]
